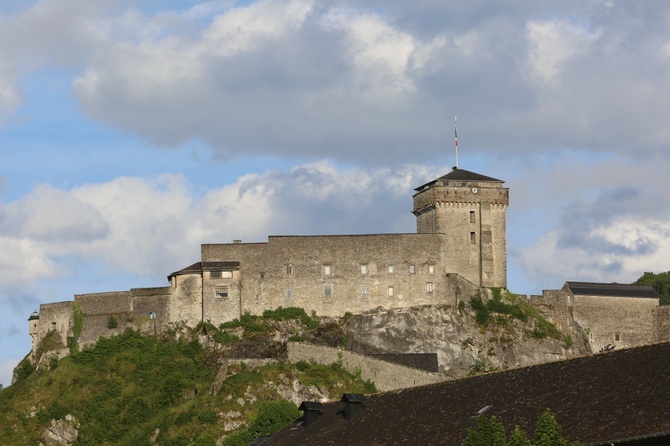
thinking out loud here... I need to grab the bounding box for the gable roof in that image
[265,342,670,446]
[565,281,660,299]
[414,167,504,191]
[166,261,241,281]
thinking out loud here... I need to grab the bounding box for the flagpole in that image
[454,115,459,169]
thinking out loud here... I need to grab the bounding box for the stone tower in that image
[412,167,508,288]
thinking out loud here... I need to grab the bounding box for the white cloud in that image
[0,356,20,388]
[0,163,442,303]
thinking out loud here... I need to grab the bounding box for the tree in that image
[533,409,566,446]
[507,426,532,446]
[462,416,507,446]
[635,271,670,305]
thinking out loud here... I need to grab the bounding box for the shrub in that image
[13,359,35,382]
[248,400,300,437]
[262,307,319,329]
[107,316,118,329]
[198,409,217,424]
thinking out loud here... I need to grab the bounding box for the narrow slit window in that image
[615,333,621,342]
[286,288,293,300]
[388,265,394,274]
[428,264,435,274]
[387,286,395,298]
[286,264,293,276]
[409,264,415,274]
[361,264,368,275]
[324,264,332,275]
[426,282,434,292]
[324,285,333,298]
[470,232,476,244]
[361,286,369,297]
[470,211,476,223]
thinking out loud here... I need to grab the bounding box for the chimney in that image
[299,401,324,427]
[341,394,366,420]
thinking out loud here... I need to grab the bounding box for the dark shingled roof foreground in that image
[265,342,670,446]
[565,281,660,299]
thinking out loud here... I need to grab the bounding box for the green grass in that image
[0,329,375,446]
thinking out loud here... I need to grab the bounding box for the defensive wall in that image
[286,342,445,392]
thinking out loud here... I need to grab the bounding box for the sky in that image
[2,0,670,387]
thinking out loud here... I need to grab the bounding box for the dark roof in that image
[166,261,241,280]
[28,311,39,321]
[299,401,324,412]
[265,342,670,446]
[369,353,439,373]
[414,167,504,191]
[565,281,660,299]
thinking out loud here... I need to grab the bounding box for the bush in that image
[13,359,35,382]
[213,331,239,345]
[107,316,118,329]
[248,400,300,437]
[198,409,217,424]
[262,307,319,329]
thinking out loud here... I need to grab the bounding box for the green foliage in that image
[295,360,310,371]
[458,300,467,314]
[213,331,239,345]
[507,426,532,446]
[219,312,272,334]
[107,316,118,329]
[14,358,36,382]
[533,409,566,446]
[248,400,301,437]
[262,306,320,329]
[193,435,217,446]
[198,409,217,424]
[461,410,574,446]
[462,416,507,446]
[635,271,670,305]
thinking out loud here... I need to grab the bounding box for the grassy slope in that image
[0,329,374,446]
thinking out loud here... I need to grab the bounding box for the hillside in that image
[1,327,374,446]
[3,294,590,445]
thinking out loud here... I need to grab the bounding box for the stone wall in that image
[201,233,452,323]
[287,342,444,392]
[572,294,658,351]
[655,306,670,342]
[32,301,74,356]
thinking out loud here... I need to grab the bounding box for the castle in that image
[26,167,669,364]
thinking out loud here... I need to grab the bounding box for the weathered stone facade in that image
[25,167,669,367]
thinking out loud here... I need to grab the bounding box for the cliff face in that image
[344,304,590,379]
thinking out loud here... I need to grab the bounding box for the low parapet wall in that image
[287,342,445,392]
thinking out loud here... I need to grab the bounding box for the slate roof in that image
[565,281,660,299]
[414,167,504,191]
[369,353,439,373]
[166,261,240,281]
[265,342,670,446]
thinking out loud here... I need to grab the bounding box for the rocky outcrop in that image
[344,304,590,379]
[40,414,79,446]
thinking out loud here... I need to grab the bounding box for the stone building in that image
[24,166,670,363]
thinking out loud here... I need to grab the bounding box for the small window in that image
[388,265,394,274]
[470,232,476,244]
[470,211,475,223]
[361,286,369,297]
[426,282,434,292]
[409,264,415,274]
[260,272,265,279]
[324,285,333,298]
[428,264,435,274]
[286,288,293,300]
[215,286,229,298]
[387,286,395,298]
[361,264,368,275]
[615,333,621,342]
[286,264,294,276]
[323,264,332,275]
[222,271,233,278]
[211,271,222,278]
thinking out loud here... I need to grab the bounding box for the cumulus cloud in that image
[0,163,441,301]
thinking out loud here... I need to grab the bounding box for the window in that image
[470,211,476,223]
[286,264,294,276]
[470,232,476,244]
[409,264,415,274]
[215,286,229,298]
[324,285,333,298]
[286,288,293,300]
[426,282,434,292]
[211,271,222,278]
[211,270,233,279]
[388,265,394,274]
[260,272,265,279]
[323,264,332,275]
[361,286,369,297]
[387,286,395,298]
[615,333,621,342]
[361,264,368,275]
[428,264,435,274]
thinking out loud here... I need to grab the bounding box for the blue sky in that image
[2,0,670,387]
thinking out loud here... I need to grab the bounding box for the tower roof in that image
[414,167,504,191]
